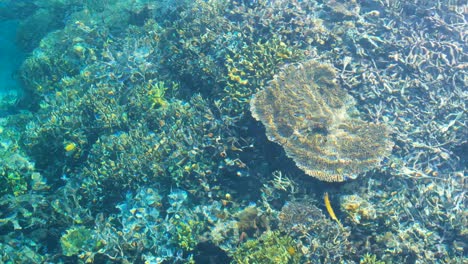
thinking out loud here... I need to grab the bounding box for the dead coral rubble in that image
[250,60,394,181]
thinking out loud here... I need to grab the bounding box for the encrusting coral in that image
[250,60,394,181]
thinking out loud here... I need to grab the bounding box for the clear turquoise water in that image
[0,20,23,93]
[0,1,466,263]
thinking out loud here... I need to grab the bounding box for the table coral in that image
[250,60,394,181]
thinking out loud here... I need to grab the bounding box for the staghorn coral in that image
[250,60,394,181]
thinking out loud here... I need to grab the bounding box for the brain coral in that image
[250,60,393,182]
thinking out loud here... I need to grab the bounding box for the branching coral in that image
[250,60,394,181]
[232,231,301,264]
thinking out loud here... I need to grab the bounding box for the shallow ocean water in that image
[0,20,23,100]
[0,1,466,263]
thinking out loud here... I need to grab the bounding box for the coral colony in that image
[250,60,394,182]
[0,0,466,263]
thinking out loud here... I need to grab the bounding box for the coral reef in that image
[0,0,465,263]
[337,173,466,263]
[278,199,352,262]
[251,60,394,181]
[340,194,377,225]
[60,226,98,257]
[332,0,467,178]
[232,231,301,264]
[0,114,47,197]
[78,94,227,202]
